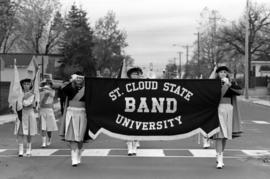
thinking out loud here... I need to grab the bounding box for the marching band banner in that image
[85,78,221,141]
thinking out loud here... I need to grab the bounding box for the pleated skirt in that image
[64,107,87,142]
[213,103,233,140]
[15,108,37,136]
[40,108,58,131]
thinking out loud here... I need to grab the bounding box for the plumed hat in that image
[127,67,143,78]
[216,66,230,73]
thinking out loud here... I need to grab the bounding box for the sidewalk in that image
[0,114,16,125]
[238,95,270,107]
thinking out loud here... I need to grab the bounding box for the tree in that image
[94,11,128,74]
[189,8,227,78]
[59,4,96,78]
[218,2,270,81]
[0,0,20,53]
[16,0,62,54]
[164,61,177,79]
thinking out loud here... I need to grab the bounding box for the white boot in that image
[71,149,78,167]
[203,137,210,149]
[47,137,51,146]
[77,149,83,164]
[135,141,140,148]
[26,143,32,157]
[41,137,46,148]
[127,141,133,156]
[18,143,24,157]
[132,141,137,156]
[216,152,224,169]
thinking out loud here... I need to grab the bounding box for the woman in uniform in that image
[15,78,38,157]
[59,72,88,167]
[213,66,242,169]
[126,67,143,156]
[39,79,58,147]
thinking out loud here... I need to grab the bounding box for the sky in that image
[60,0,270,69]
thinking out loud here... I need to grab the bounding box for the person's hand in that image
[222,77,231,86]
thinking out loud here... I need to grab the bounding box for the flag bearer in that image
[15,79,38,157]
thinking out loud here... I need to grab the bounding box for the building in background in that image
[0,53,63,82]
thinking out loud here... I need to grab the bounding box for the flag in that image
[27,56,39,79]
[209,65,217,79]
[32,67,40,105]
[26,56,40,105]
[8,59,23,112]
[117,58,128,78]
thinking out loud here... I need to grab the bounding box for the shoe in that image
[41,137,46,148]
[18,143,24,157]
[77,149,83,164]
[203,138,210,149]
[216,162,223,169]
[71,149,79,166]
[26,143,32,157]
[135,141,140,148]
[47,137,52,146]
[127,141,133,156]
[216,153,224,169]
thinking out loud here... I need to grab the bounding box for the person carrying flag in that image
[14,78,38,157]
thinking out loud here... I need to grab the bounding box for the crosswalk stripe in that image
[0,149,7,153]
[252,120,270,124]
[136,149,165,157]
[31,149,59,156]
[82,149,110,156]
[189,149,216,158]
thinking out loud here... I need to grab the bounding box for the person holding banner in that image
[126,67,143,156]
[59,72,87,167]
[39,79,58,148]
[213,66,242,169]
[15,79,38,157]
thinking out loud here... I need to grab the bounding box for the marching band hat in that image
[216,66,230,73]
[20,78,32,85]
[127,67,143,78]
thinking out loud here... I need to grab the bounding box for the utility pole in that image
[182,45,192,75]
[177,51,182,78]
[197,32,200,76]
[244,0,250,99]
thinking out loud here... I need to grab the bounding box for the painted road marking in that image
[0,149,6,153]
[189,149,216,158]
[82,149,110,156]
[252,120,270,124]
[136,149,165,157]
[0,149,270,158]
[31,149,59,156]
[242,150,270,156]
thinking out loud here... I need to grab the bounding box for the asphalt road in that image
[0,100,270,179]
